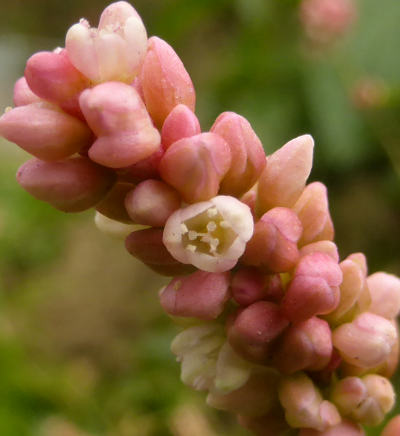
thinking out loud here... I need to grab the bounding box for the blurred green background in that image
[0,0,399,435]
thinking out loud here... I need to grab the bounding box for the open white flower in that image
[163,195,254,273]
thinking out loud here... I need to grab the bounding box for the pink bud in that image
[300,0,356,44]
[159,132,231,203]
[299,420,365,436]
[0,103,93,161]
[331,375,395,426]
[340,322,399,378]
[140,36,196,128]
[279,373,341,431]
[332,312,397,368]
[125,228,194,276]
[382,415,400,436]
[325,256,366,324]
[207,368,279,417]
[367,272,400,319]
[16,157,115,212]
[66,2,147,83]
[293,182,334,246]
[231,267,283,306]
[79,82,161,168]
[160,271,230,320]
[299,240,339,262]
[25,49,90,118]
[13,77,42,106]
[163,196,254,273]
[281,252,342,323]
[210,111,266,197]
[256,134,314,215]
[161,104,201,150]
[95,182,133,223]
[274,317,332,374]
[125,179,181,227]
[227,301,289,363]
[352,77,388,110]
[240,184,258,217]
[117,147,164,184]
[242,207,302,273]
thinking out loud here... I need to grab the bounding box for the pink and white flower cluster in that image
[1,2,399,435]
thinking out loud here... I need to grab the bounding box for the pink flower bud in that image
[293,182,334,247]
[256,134,314,215]
[117,147,164,184]
[79,82,161,168]
[159,271,230,320]
[125,179,181,227]
[24,49,90,118]
[367,272,400,319]
[140,36,196,128]
[0,103,93,161]
[227,301,289,363]
[281,252,342,323]
[13,77,42,106]
[352,77,388,110]
[242,207,302,273]
[66,1,147,83]
[299,420,365,436]
[240,184,258,217]
[332,312,397,368]
[382,415,400,436]
[347,252,368,276]
[95,182,133,223]
[159,132,231,203]
[161,104,201,150]
[16,157,115,212]
[340,322,399,378]
[279,373,341,431]
[231,267,283,306]
[125,227,194,276]
[163,196,254,273]
[210,111,266,197]
[207,368,280,417]
[331,375,395,426]
[274,317,332,374]
[325,256,366,324]
[300,0,356,44]
[299,240,339,262]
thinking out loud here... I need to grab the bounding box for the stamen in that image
[207,221,217,232]
[219,220,231,228]
[186,244,197,252]
[180,223,189,234]
[207,207,218,218]
[188,230,198,241]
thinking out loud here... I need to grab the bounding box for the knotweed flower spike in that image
[1,1,399,435]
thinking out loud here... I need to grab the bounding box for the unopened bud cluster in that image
[1,2,398,435]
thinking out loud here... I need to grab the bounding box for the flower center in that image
[180,207,237,256]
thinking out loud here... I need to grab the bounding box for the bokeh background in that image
[0,0,399,435]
